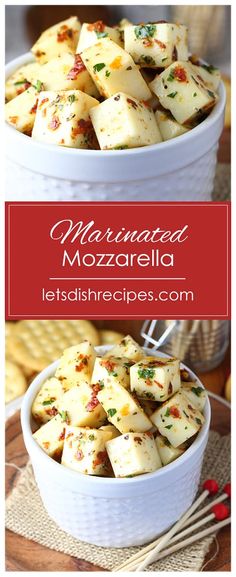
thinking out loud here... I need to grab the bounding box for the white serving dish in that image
[5,53,225,202]
[21,346,211,548]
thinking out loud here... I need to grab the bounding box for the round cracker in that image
[8,320,100,372]
[99,330,125,345]
[5,360,27,403]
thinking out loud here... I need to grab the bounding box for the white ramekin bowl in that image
[6,53,225,202]
[21,346,211,548]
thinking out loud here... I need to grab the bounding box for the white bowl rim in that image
[5,51,226,159]
[21,345,211,487]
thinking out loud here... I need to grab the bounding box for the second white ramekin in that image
[21,346,211,547]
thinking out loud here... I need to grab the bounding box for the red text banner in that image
[5,202,230,319]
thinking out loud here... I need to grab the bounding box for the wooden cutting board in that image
[5,395,230,572]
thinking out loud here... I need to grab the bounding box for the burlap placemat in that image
[6,431,230,572]
[213,163,230,201]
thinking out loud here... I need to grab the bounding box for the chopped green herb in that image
[96,31,108,39]
[138,367,155,380]
[196,417,202,425]
[93,62,106,73]
[134,24,156,39]
[191,386,203,397]
[140,54,156,66]
[107,408,117,417]
[164,408,171,417]
[105,69,111,77]
[59,410,68,422]
[202,64,218,74]
[167,69,175,82]
[14,78,28,86]
[89,434,95,441]
[68,94,76,104]
[33,79,43,92]
[193,92,197,97]
[42,398,55,406]
[165,424,173,429]
[162,57,168,62]
[167,91,178,98]
[207,89,215,98]
[113,145,129,150]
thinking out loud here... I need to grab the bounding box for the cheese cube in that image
[181,382,207,413]
[155,109,189,140]
[5,62,43,102]
[61,426,112,475]
[190,62,221,92]
[124,23,188,69]
[33,413,66,459]
[105,335,144,362]
[150,61,217,124]
[155,434,185,466]
[32,90,99,148]
[77,22,123,52]
[32,17,81,64]
[80,38,151,100]
[99,424,121,439]
[106,432,162,477]
[5,85,42,134]
[55,341,96,387]
[31,376,73,424]
[92,356,132,389]
[90,92,162,149]
[97,380,152,433]
[38,54,99,97]
[150,391,205,447]
[130,356,181,402]
[57,382,106,428]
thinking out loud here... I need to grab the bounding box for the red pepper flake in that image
[92,383,102,395]
[66,431,74,440]
[93,450,107,467]
[67,54,86,79]
[145,431,153,438]
[17,82,31,95]
[42,441,50,449]
[75,449,84,461]
[101,359,116,372]
[141,99,152,109]
[75,355,89,371]
[72,118,93,137]
[57,26,73,42]
[146,378,152,387]
[127,98,138,109]
[39,97,49,109]
[154,381,164,389]
[45,407,58,417]
[170,406,180,418]
[174,66,188,82]
[86,387,100,412]
[58,427,66,441]
[155,39,166,49]
[143,39,153,47]
[48,115,61,131]
[87,20,105,33]
[30,99,38,114]
[9,116,18,124]
[134,436,143,444]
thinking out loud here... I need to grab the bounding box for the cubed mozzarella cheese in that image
[57,382,106,428]
[150,61,217,124]
[61,426,112,475]
[104,335,144,362]
[106,432,162,477]
[151,391,205,447]
[99,424,121,439]
[32,17,81,64]
[181,382,207,412]
[190,62,221,92]
[55,341,96,388]
[33,413,66,458]
[80,38,151,100]
[77,22,123,52]
[31,376,73,424]
[32,90,99,148]
[124,23,188,68]
[5,62,43,102]
[90,92,162,149]
[97,380,152,433]
[130,356,180,402]
[38,53,99,97]
[92,356,133,389]
[5,85,42,134]
[155,109,189,140]
[155,434,185,466]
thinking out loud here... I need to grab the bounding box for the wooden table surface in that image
[5,395,230,572]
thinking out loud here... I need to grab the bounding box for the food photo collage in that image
[4,3,231,574]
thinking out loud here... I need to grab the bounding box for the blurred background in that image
[5,4,231,73]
